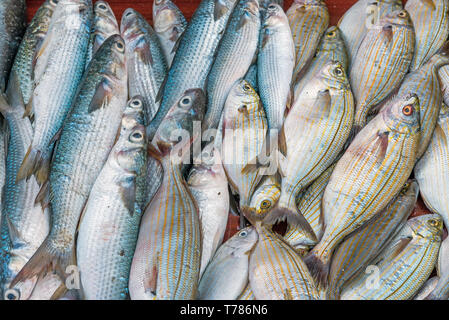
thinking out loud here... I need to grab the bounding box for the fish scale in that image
[147,0,238,139]
[341,214,443,300]
[287,0,329,84]
[327,180,418,300]
[304,94,421,288]
[203,0,260,132]
[405,0,449,71]
[349,9,414,130]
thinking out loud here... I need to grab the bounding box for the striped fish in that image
[249,223,319,300]
[221,80,267,213]
[293,26,349,100]
[415,103,449,229]
[286,0,329,84]
[405,0,449,71]
[258,3,295,134]
[237,284,256,300]
[393,49,449,158]
[248,175,281,221]
[304,94,421,288]
[121,9,168,126]
[153,0,187,67]
[88,1,119,60]
[341,214,443,300]
[146,0,238,140]
[349,9,415,131]
[129,89,205,300]
[198,227,258,300]
[284,162,337,251]
[327,180,418,300]
[274,61,353,240]
[338,0,403,67]
[423,237,449,299]
[204,0,260,132]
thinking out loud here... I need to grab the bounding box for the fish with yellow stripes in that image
[327,180,418,300]
[128,88,205,300]
[338,0,403,67]
[349,9,415,132]
[304,94,421,288]
[273,61,353,242]
[391,47,449,158]
[286,0,329,84]
[237,284,256,300]
[293,26,349,100]
[248,175,281,220]
[405,0,449,71]
[248,223,320,300]
[341,214,443,300]
[284,162,337,252]
[221,80,267,219]
[422,237,449,299]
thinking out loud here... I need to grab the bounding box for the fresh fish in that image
[341,214,443,300]
[0,94,50,300]
[88,1,119,59]
[121,8,168,126]
[423,237,449,299]
[188,146,229,277]
[7,0,57,107]
[405,0,449,71]
[237,284,256,300]
[0,0,26,92]
[293,26,348,99]
[338,0,403,67]
[198,227,258,300]
[77,102,146,300]
[274,61,353,240]
[304,94,421,288]
[153,0,187,67]
[415,103,449,229]
[221,80,267,213]
[258,3,295,134]
[17,0,93,185]
[146,0,238,140]
[11,35,128,287]
[284,162,336,251]
[327,180,418,300]
[249,223,319,300]
[349,9,415,131]
[286,0,329,84]
[248,175,281,221]
[244,63,258,93]
[392,49,449,158]
[203,0,260,132]
[129,88,205,300]
[414,276,439,300]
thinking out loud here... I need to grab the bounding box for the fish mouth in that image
[244,0,260,16]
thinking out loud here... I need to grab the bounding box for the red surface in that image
[26,0,429,242]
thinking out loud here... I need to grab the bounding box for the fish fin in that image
[144,257,159,297]
[32,32,51,72]
[35,181,50,210]
[23,98,34,119]
[155,74,168,103]
[169,26,181,42]
[376,131,389,165]
[136,39,153,66]
[389,236,413,259]
[237,14,249,31]
[435,122,447,145]
[314,89,331,118]
[278,124,287,156]
[381,25,393,44]
[119,177,136,216]
[262,203,317,242]
[170,34,183,54]
[421,0,436,10]
[303,250,330,289]
[5,216,21,244]
[88,77,113,113]
[49,282,68,300]
[17,146,50,185]
[278,152,288,178]
[147,143,163,161]
[261,31,270,49]
[49,127,63,145]
[214,0,228,21]
[10,238,74,288]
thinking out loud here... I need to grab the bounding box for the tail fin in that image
[303,249,331,289]
[10,237,74,289]
[16,146,50,185]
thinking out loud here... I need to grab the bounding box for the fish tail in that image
[17,146,50,185]
[10,237,74,289]
[303,247,331,289]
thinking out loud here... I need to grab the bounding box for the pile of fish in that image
[0,0,449,300]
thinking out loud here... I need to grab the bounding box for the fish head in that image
[397,179,420,203]
[50,0,92,27]
[319,61,350,91]
[153,0,182,34]
[319,26,346,54]
[96,34,127,79]
[93,1,119,51]
[382,94,421,135]
[241,0,260,21]
[225,227,259,256]
[408,214,443,241]
[263,3,287,27]
[115,123,146,174]
[224,80,261,126]
[381,9,413,28]
[188,146,226,187]
[122,96,145,130]
[120,8,146,43]
[248,178,281,219]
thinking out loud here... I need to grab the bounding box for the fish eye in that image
[327,31,336,37]
[402,105,414,116]
[268,4,277,10]
[239,230,248,237]
[115,41,125,52]
[334,67,343,76]
[260,200,272,210]
[130,99,142,108]
[97,3,108,11]
[4,289,20,300]
[50,0,59,5]
[398,11,407,18]
[428,219,439,227]
[243,83,251,91]
[156,0,164,4]
[125,10,134,17]
[130,131,144,142]
[180,96,192,108]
